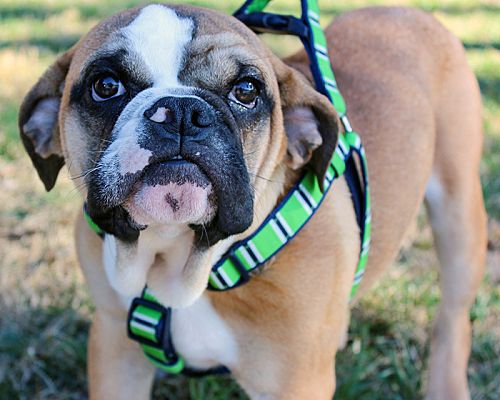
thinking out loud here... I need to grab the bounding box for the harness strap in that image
[83,203,104,238]
[127,289,185,373]
[235,12,308,37]
[127,288,229,377]
[127,288,230,376]
[210,0,371,296]
[208,133,353,291]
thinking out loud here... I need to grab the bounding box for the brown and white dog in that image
[19,3,486,399]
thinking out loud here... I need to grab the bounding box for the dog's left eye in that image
[229,79,260,109]
[92,75,126,102]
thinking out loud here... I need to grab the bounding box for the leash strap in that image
[84,0,371,376]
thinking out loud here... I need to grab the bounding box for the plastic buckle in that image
[235,12,308,38]
[284,15,309,38]
[127,297,177,360]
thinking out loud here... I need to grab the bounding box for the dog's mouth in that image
[122,158,217,227]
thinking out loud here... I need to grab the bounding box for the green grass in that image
[0,0,498,399]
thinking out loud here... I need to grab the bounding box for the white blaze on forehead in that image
[122,5,193,87]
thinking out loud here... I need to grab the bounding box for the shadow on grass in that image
[0,300,247,399]
[425,4,500,15]
[0,37,79,53]
[0,283,497,400]
[0,5,57,19]
[0,4,109,20]
[318,3,500,16]
[0,1,236,22]
[0,300,427,399]
[482,135,500,221]
[0,1,498,22]
[478,77,500,102]
[154,374,247,400]
[336,305,500,400]
[0,303,89,399]
[464,42,500,51]
[336,309,426,399]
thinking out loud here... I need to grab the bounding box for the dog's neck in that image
[103,163,289,308]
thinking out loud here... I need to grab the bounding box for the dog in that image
[19,3,487,399]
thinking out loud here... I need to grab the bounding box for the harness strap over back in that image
[85,0,371,377]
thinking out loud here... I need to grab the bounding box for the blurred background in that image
[0,0,498,398]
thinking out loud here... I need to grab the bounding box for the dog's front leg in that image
[88,311,156,399]
[75,213,156,399]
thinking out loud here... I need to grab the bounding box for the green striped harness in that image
[85,0,371,377]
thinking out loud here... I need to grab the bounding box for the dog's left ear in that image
[272,57,339,189]
[18,48,75,191]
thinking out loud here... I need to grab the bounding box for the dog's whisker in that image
[70,165,102,181]
[201,223,210,247]
[243,150,261,158]
[248,172,284,185]
[66,181,88,198]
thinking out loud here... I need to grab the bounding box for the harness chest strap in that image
[84,0,371,376]
[207,131,369,295]
[211,0,371,297]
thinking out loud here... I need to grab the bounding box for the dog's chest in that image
[171,295,239,369]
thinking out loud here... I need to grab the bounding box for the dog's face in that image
[19,4,339,247]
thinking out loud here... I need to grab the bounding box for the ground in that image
[0,0,498,399]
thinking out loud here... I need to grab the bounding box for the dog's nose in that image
[143,96,215,137]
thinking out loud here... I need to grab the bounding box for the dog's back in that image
[283,7,486,398]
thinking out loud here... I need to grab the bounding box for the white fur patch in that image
[149,106,169,123]
[122,5,193,87]
[425,171,444,211]
[172,295,239,369]
[100,118,152,176]
[102,235,121,292]
[102,234,150,296]
[103,224,192,297]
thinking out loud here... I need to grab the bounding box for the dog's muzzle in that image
[86,90,254,245]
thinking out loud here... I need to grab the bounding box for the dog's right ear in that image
[271,56,339,190]
[18,48,75,191]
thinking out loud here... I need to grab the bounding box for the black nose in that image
[144,96,215,137]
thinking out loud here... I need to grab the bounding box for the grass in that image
[0,0,498,399]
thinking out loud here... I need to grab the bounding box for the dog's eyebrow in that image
[190,32,248,53]
[186,32,268,65]
[235,63,264,80]
[81,48,152,86]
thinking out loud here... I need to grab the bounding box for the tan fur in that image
[21,5,486,400]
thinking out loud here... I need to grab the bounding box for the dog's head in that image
[19,4,339,247]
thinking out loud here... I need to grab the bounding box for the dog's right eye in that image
[92,75,126,102]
